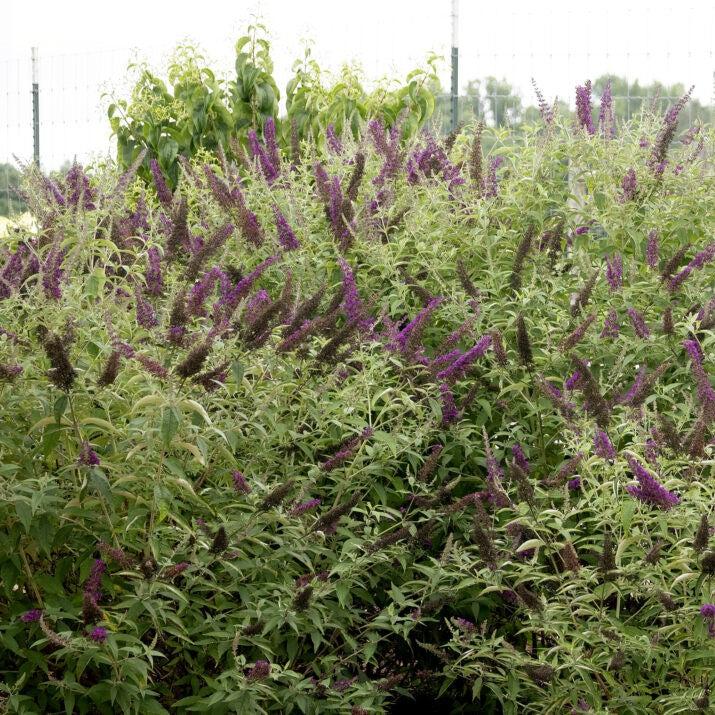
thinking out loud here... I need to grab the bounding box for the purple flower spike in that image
[247,659,271,680]
[565,371,582,391]
[625,455,679,510]
[150,159,173,207]
[668,242,715,293]
[600,309,620,339]
[436,334,492,383]
[248,130,279,184]
[232,470,251,494]
[575,81,595,135]
[593,430,616,460]
[620,169,638,202]
[440,383,459,426]
[484,156,504,198]
[599,81,615,138]
[701,604,715,618]
[512,443,530,473]
[605,254,622,290]
[567,477,581,491]
[78,441,100,467]
[20,609,42,623]
[683,339,715,409]
[41,243,65,300]
[145,247,163,296]
[326,124,343,154]
[646,230,659,269]
[89,626,108,643]
[627,308,650,339]
[273,205,300,251]
[289,498,321,516]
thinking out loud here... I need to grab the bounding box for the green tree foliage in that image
[108,26,438,190]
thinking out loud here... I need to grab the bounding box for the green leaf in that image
[161,407,180,447]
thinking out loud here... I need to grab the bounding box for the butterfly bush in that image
[1,83,714,715]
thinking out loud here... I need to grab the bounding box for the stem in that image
[20,545,44,607]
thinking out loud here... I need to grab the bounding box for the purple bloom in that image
[273,206,300,251]
[65,163,96,210]
[605,254,622,290]
[600,309,620,339]
[667,242,715,292]
[484,156,504,198]
[187,266,230,317]
[620,169,638,202]
[322,427,373,471]
[326,176,352,248]
[616,365,646,405]
[145,247,163,296]
[213,254,280,322]
[650,87,694,169]
[289,498,321,516]
[89,626,108,643]
[483,430,510,507]
[646,230,659,269]
[454,617,475,633]
[627,308,650,339]
[326,124,343,154]
[248,130,279,184]
[150,159,173,207]
[263,117,281,172]
[565,371,582,391]
[41,243,65,300]
[440,383,459,426]
[134,288,158,329]
[43,175,66,206]
[573,226,590,236]
[683,339,715,409]
[20,609,42,623]
[392,297,444,358]
[593,430,616,460]
[232,470,251,494]
[372,118,404,188]
[625,455,679,510]
[244,289,271,325]
[247,659,271,680]
[406,133,464,190]
[436,334,492,383]
[512,443,530,473]
[337,258,369,329]
[575,81,595,135]
[567,477,581,491]
[368,118,390,155]
[701,604,715,618]
[78,441,100,467]
[203,165,234,210]
[598,81,615,138]
[164,562,190,579]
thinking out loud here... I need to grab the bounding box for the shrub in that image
[1,87,714,714]
[108,26,438,190]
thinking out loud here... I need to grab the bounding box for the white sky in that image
[3,0,715,167]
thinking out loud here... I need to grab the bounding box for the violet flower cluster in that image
[625,455,679,510]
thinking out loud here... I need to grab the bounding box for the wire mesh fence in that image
[1,30,714,215]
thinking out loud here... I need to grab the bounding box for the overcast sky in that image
[3,0,714,167]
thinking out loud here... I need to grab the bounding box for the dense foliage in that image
[108,25,437,190]
[1,83,714,714]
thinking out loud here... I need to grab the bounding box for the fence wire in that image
[1,40,714,190]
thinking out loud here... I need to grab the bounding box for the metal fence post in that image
[450,0,459,132]
[31,47,40,167]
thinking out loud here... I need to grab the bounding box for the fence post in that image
[31,47,40,167]
[450,0,459,132]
